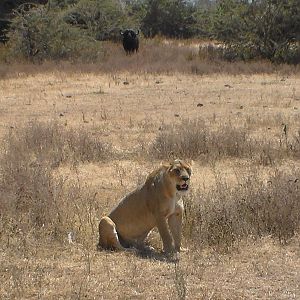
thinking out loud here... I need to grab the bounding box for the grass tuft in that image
[150,118,300,164]
[0,121,108,245]
[184,169,300,250]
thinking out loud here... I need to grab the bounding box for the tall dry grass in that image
[1,120,300,256]
[150,119,300,165]
[2,121,108,168]
[0,39,299,79]
[184,168,300,251]
[0,122,108,249]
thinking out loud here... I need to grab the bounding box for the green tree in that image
[212,0,300,63]
[141,0,197,38]
[48,0,79,8]
[65,0,128,41]
[0,0,48,42]
[8,4,99,61]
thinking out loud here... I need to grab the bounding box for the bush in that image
[0,121,108,243]
[141,0,198,38]
[0,159,100,244]
[185,169,300,250]
[64,0,129,41]
[211,0,300,63]
[7,4,100,61]
[150,118,300,163]
[1,121,108,170]
[150,119,254,160]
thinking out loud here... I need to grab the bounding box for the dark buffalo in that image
[120,29,139,54]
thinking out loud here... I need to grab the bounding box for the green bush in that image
[141,0,198,38]
[64,0,129,41]
[7,4,100,61]
[211,0,300,63]
[3,0,300,64]
[48,0,79,8]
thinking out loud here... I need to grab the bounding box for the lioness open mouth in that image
[176,183,189,191]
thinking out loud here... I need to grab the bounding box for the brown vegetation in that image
[1,40,300,79]
[151,118,300,164]
[0,53,300,298]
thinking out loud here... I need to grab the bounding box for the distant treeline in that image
[1,0,299,63]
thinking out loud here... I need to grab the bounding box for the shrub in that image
[141,0,198,38]
[150,119,254,160]
[0,160,100,244]
[0,121,107,243]
[211,0,300,63]
[7,4,100,61]
[1,121,108,171]
[150,119,300,163]
[184,169,300,250]
[64,0,129,41]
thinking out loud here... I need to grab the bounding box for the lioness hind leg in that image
[98,216,125,251]
[135,231,154,251]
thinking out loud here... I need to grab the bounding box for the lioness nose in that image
[181,175,189,181]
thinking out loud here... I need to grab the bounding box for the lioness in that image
[98,159,192,254]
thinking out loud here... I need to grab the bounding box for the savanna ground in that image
[0,41,300,299]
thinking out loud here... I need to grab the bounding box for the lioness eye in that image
[186,168,191,175]
[175,168,181,175]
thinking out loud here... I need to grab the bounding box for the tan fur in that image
[98,159,192,254]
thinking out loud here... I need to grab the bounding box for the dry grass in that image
[0,63,300,299]
[150,118,300,164]
[0,122,107,247]
[151,119,252,160]
[184,168,300,251]
[2,121,108,167]
[1,39,300,79]
[1,121,300,248]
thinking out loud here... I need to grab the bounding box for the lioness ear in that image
[185,160,193,176]
[173,158,181,164]
[167,165,173,173]
[168,158,180,166]
[182,159,193,167]
[167,151,175,160]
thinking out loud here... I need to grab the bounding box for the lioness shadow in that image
[135,248,179,263]
[97,245,179,263]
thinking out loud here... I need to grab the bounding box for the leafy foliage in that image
[7,4,99,61]
[0,0,48,42]
[48,0,79,8]
[64,0,129,41]
[141,0,198,38]
[1,0,300,63]
[211,0,300,63]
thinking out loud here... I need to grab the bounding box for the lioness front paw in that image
[163,245,175,254]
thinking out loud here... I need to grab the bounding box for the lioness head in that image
[167,159,192,193]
